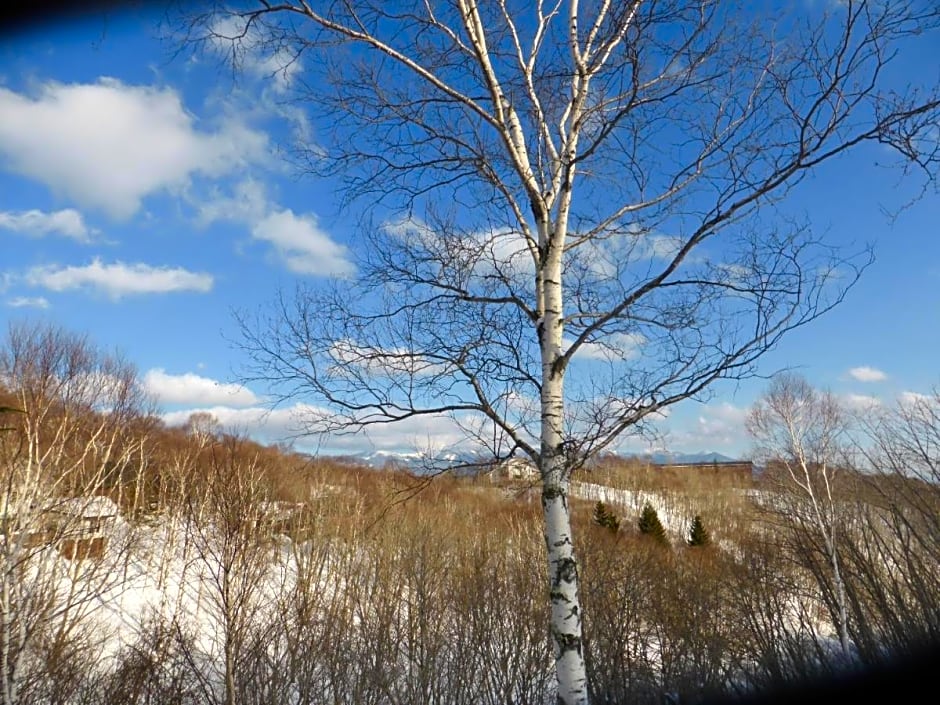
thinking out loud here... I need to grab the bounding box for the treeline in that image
[0,321,937,705]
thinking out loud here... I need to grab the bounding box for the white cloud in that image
[0,208,96,241]
[161,404,302,440]
[645,235,684,260]
[62,370,133,411]
[5,296,49,309]
[385,218,537,282]
[252,209,355,277]
[841,393,882,412]
[196,180,353,278]
[196,178,269,226]
[0,78,269,219]
[161,404,319,451]
[144,368,259,407]
[472,227,536,278]
[209,15,303,93]
[386,218,693,289]
[160,402,477,456]
[717,262,751,286]
[567,332,646,361]
[346,412,481,456]
[25,258,213,299]
[329,339,446,377]
[567,227,702,280]
[661,402,750,455]
[254,48,304,94]
[387,217,678,286]
[847,366,887,382]
[898,391,930,407]
[384,216,438,248]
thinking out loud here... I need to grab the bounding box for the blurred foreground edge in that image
[699,639,938,705]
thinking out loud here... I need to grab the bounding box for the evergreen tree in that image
[638,503,668,546]
[687,514,711,547]
[592,501,620,532]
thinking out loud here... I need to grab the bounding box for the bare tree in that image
[180,434,281,705]
[178,2,940,701]
[747,373,854,659]
[849,387,940,655]
[858,387,940,543]
[0,322,150,705]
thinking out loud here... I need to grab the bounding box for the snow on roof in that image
[47,496,121,518]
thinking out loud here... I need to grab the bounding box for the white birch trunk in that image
[1,576,15,705]
[796,457,852,658]
[540,250,589,705]
[825,531,851,657]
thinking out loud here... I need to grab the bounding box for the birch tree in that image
[747,373,854,659]
[179,2,940,702]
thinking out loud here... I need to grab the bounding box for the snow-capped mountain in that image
[346,449,746,471]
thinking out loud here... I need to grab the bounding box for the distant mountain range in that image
[324,449,489,473]
[337,449,745,470]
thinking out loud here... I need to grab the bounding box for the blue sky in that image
[0,5,937,459]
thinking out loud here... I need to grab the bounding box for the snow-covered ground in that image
[4,481,904,704]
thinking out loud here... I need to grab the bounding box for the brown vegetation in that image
[0,324,936,704]
[580,456,754,493]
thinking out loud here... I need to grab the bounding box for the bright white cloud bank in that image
[162,404,307,440]
[0,208,96,241]
[198,181,354,278]
[0,78,269,219]
[196,178,269,226]
[25,259,213,299]
[144,369,259,407]
[848,366,887,382]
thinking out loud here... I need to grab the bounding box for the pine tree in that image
[687,514,711,547]
[638,503,668,545]
[592,501,620,532]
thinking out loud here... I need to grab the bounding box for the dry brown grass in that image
[579,455,753,493]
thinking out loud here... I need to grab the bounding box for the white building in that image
[487,457,539,481]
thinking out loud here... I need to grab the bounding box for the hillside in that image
[0,326,936,705]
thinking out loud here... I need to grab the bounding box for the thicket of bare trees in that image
[748,374,940,672]
[0,322,154,705]
[82,469,937,705]
[845,389,940,659]
[0,321,935,704]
